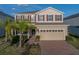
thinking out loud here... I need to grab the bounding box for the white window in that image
[31,15,35,22]
[24,15,29,20]
[38,15,44,21]
[55,15,62,21]
[16,15,21,20]
[47,15,53,21]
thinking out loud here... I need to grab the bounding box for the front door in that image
[32,29,36,36]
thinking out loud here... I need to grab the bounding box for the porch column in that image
[53,15,55,22]
[45,15,47,22]
[36,29,39,35]
[11,29,13,36]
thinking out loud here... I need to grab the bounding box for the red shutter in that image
[43,15,44,21]
[46,15,48,21]
[38,15,39,21]
[28,15,29,20]
[29,15,31,21]
[52,15,53,21]
[35,15,36,22]
[23,16,24,20]
[55,15,56,21]
[21,16,22,21]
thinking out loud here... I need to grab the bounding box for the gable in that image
[35,7,63,15]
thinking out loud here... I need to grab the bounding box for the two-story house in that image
[15,7,69,40]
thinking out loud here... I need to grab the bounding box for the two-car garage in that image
[36,24,68,40]
[39,29,65,40]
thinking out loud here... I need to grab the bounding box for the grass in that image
[66,33,79,49]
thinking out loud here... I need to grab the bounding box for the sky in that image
[0,4,79,17]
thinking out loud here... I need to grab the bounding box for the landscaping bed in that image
[0,37,41,55]
[66,33,79,49]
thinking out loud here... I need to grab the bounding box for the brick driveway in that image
[39,40,79,55]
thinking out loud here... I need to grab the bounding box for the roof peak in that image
[35,7,64,14]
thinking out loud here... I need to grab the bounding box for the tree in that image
[28,21,37,36]
[12,20,36,47]
[13,21,29,47]
[4,17,12,42]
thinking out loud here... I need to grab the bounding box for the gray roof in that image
[64,13,79,20]
[16,10,39,14]
[0,11,14,18]
[64,13,79,26]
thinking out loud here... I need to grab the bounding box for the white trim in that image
[53,21,63,23]
[35,7,64,14]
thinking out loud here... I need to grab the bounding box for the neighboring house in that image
[64,13,79,36]
[15,7,69,40]
[0,11,14,36]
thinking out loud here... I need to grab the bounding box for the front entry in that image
[31,29,36,36]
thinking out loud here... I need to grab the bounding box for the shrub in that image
[11,35,19,46]
[69,33,79,38]
[0,35,5,38]
[29,43,41,55]
[35,35,40,42]
[66,34,79,49]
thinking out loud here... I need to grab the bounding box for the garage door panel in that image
[40,32,65,40]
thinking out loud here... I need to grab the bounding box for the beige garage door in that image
[39,30,65,40]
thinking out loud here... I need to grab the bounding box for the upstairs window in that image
[47,15,53,21]
[16,15,21,20]
[38,15,44,21]
[55,15,62,21]
[31,15,35,22]
[24,15,29,20]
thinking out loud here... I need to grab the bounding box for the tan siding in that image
[35,8,63,23]
[36,8,62,15]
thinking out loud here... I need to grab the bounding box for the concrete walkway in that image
[39,40,79,55]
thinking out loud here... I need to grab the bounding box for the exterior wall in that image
[36,8,62,15]
[36,24,68,35]
[15,7,63,23]
[35,8,63,23]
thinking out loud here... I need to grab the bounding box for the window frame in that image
[47,14,53,21]
[31,15,36,22]
[55,15,62,21]
[38,15,44,21]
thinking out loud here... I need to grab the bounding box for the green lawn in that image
[66,33,79,49]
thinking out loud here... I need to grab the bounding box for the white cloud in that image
[12,8,16,10]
